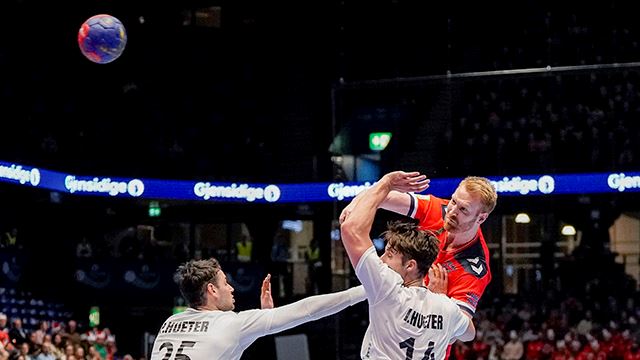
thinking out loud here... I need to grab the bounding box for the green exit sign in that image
[149,201,161,217]
[369,132,392,151]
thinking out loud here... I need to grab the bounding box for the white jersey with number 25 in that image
[150,285,365,360]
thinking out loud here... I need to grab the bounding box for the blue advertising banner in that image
[2,160,639,203]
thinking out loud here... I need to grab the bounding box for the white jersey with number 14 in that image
[357,246,470,360]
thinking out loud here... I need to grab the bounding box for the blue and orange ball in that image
[78,14,127,64]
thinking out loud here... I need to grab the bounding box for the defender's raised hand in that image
[260,274,274,309]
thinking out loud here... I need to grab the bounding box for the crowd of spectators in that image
[0,317,121,360]
[0,285,123,360]
[442,69,640,176]
[449,283,640,359]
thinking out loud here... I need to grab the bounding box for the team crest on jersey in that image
[454,242,488,278]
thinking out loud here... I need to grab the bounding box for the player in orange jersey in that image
[341,174,497,357]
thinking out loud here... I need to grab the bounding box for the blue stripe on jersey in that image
[407,193,415,218]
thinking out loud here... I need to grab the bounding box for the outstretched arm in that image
[339,181,429,224]
[340,171,429,267]
[238,285,367,342]
[379,190,418,215]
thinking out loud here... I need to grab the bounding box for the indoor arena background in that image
[1,0,640,359]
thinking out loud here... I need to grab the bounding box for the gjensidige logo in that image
[491,175,555,195]
[0,164,40,186]
[193,182,281,202]
[607,173,640,192]
[65,176,144,197]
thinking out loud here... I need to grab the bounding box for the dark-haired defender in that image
[150,258,365,360]
[341,171,475,359]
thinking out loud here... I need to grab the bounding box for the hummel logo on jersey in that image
[455,247,488,278]
[467,257,483,274]
[470,264,484,274]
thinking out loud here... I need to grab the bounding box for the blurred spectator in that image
[87,346,101,360]
[2,228,17,248]
[0,313,8,333]
[0,342,9,360]
[577,310,594,336]
[74,345,85,360]
[235,235,252,263]
[501,330,523,360]
[305,238,322,295]
[32,321,50,346]
[76,238,92,259]
[91,329,107,360]
[35,343,55,360]
[9,319,28,346]
[454,341,472,359]
[626,343,640,360]
[61,321,81,346]
[0,315,8,349]
[270,229,291,299]
[63,344,75,360]
[472,331,491,359]
[105,336,117,360]
[19,342,32,360]
[51,334,65,354]
[552,340,572,360]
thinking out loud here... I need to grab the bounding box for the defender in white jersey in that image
[341,171,476,359]
[150,258,365,360]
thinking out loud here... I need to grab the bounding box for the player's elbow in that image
[340,219,359,242]
[340,219,369,250]
[458,320,476,342]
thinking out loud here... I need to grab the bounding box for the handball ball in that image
[78,14,127,64]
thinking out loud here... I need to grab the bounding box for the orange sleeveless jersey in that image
[408,193,491,315]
